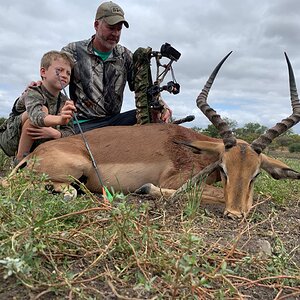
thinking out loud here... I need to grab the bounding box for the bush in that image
[288,143,300,153]
[0,149,10,171]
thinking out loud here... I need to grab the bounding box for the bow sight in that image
[149,43,181,98]
[133,43,182,124]
[152,42,181,61]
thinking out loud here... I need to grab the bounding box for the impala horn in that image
[196,51,236,149]
[251,53,300,154]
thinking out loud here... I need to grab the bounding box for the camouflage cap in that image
[95,1,129,28]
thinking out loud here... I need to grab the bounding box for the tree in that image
[202,124,220,138]
[289,143,300,153]
[202,117,237,138]
[191,119,300,151]
[0,117,6,127]
[235,122,268,143]
[191,126,203,133]
[275,135,293,150]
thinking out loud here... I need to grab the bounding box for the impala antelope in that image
[7,52,300,218]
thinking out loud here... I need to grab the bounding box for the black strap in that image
[55,93,62,115]
[11,97,21,116]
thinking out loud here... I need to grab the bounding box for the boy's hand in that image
[59,100,76,125]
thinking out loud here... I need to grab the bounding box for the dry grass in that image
[0,154,299,299]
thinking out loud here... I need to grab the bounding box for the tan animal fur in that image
[6,52,300,218]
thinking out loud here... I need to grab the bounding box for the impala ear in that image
[174,140,224,155]
[261,154,300,180]
[173,140,202,154]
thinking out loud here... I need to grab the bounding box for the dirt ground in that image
[0,191,299,300]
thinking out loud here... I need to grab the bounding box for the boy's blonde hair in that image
[40,50,74,70]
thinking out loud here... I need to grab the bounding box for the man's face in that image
[94,19,123,51]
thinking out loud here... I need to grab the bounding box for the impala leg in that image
[52,182,78,201]
[171,182,225,204]
[134,183,176,198]
[134,182,225,205]
[201,184,225,204]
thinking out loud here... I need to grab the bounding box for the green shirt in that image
[93,48,112,61]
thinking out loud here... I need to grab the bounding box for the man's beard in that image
[100,35,119,51]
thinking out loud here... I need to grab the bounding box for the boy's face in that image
[40,57,71,91]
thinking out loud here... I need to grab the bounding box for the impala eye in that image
[219,167,227,179]
[254,172,261,179]
[250,172,261,184]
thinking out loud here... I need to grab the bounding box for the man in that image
[62,1,171,133]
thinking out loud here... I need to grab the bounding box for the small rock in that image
[256,239,272,258]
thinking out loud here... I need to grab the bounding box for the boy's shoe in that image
[12,157,20,167]
[12,152,29,167]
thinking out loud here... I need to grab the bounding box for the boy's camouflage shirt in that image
[12,85,74,137]
[62,36,134,120]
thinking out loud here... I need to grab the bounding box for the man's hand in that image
[20,81,43,97]
[28,80,42,88]
[158,97,172,123]
[162,107,172,123]
[26,126,61,139]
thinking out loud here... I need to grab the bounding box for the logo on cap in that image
[111,7,122,14]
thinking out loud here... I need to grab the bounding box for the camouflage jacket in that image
[62,36,134,120]
[11,85,74,138]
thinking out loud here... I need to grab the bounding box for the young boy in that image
[0,50,76,163]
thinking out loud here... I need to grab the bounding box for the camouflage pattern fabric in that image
[62,37,134,120]
[0,85,74,157]
[133,47,167,124]
[0,114,22,156]
[133,47,153,124]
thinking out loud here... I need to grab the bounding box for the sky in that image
[1,0,300,133]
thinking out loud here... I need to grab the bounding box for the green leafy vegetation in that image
[0,149,10,171]
[289,143,300,153]
[0,150,299,299]
[255,158,300,203]
[195,119,300,153]
[0,117,6,127]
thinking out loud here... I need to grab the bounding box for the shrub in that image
[288,143,300,153]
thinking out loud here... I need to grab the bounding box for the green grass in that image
[0,150,10,171]
[0,152,299,299]
[255,158,300,203]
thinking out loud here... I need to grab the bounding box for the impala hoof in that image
[134,183,153,194]
[63,189,77,201]
[0,178,9,188]
[224,210,245,219]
